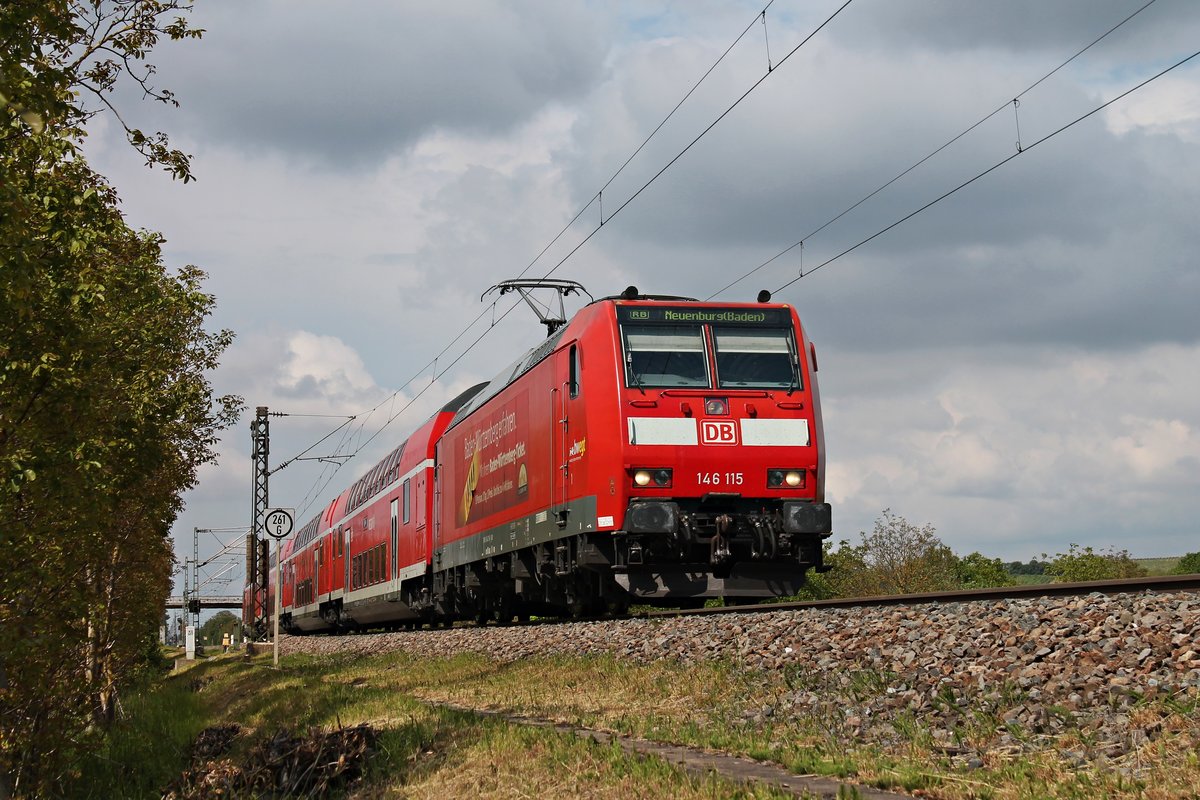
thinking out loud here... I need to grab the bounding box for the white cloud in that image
[826,343,1200,558]
[1104,73,1200,142]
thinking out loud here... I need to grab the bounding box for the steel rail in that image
[638,574,1200,620]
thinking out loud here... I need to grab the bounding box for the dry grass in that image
[81,651,798,799]
[75,647,1200,799]
[396,652,1200,800]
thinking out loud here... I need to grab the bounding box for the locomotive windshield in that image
[622,325,709,388]
[713,327,799,389]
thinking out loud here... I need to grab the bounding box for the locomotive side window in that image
[713,327,800,389]
[622,325,709,388]
[569,343,580,398]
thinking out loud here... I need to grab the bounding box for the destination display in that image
[616,306,791,326]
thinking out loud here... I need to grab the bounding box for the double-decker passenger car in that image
[265,287,832,633]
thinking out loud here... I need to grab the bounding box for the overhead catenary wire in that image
[282,0,1159,522]
[294,297,527,518]
[286,301,499,512]
[525,0,856,290]
[294,0,852,515]
[539,0,856,286]
[285,1,847,514]
[512,0,779,282]
[269,415,356,476]
[320,0,849,499]
[770,46,1200,295]
[706,0,1163,301]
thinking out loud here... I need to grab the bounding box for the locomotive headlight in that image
[631,468,672,488]
[704,398,729,416]
[768,469,805,488]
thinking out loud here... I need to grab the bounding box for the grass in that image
[71,669,209,799]
[1009,573,1053,585]
[1135,557,1182,576]
[68,642,1200,799]
[70,653,799,799]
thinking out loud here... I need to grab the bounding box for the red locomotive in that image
[259,285,832,633]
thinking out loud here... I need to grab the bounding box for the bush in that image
[816,510,962,598]
[956,553,1016,589]
[1004,559,1048,576]
[1173,551,1200,576]
[1043,544,1148,582]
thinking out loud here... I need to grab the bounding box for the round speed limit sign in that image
[263,507,295,539]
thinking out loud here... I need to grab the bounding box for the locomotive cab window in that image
[713,327,800,390]
[622,325,708,388]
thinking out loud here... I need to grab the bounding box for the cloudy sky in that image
[83,0,1200,594]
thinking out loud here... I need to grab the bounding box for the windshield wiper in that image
[629,358,646,395]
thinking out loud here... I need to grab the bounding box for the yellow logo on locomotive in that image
[461,447,481,522]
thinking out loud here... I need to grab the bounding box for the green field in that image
[1004,556,1185,583]
[1136,557,1184,576]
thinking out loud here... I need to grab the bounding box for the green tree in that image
[1004,559,1047,575]
[1042,544,1148,582]
[1172,551,1200,576]
[198,611,241,646]
[955,552,1016,589]
[1,3,235,795]
[1,0,202,182]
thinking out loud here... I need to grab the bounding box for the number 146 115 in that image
[697,472,743,486]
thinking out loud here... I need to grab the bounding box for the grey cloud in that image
[158,0,610,166]
[831,0,1196,55]
[96,0,1198,564]
[547,18,1200,356]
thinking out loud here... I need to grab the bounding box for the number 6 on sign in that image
[264,507,295,539]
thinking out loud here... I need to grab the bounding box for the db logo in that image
[700,420,739,445]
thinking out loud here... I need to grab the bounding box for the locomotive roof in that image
[289,383,489,549]
[449,326,567,428]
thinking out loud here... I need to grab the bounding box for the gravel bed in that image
[283,590,1200,771]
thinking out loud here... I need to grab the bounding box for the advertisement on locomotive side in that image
[457,388,531,526]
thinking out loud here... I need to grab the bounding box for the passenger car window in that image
[622,325,708,388]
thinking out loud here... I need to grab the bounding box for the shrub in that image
[956,553,1017,589]
[1173,551,1200,576]
[1004,559,1048,575]
[1042,544,1148,582]
[818,510,961,598]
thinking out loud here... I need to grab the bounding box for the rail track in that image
[272,574,1200,636]
[640,573,1200,621]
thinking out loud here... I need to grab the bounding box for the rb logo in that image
[700,420,738,445]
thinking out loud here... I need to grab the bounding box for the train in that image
[245,285,832,634]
